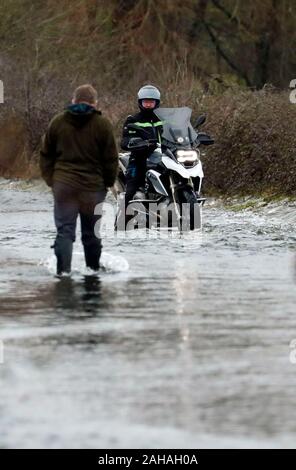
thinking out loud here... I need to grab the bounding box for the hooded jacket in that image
[40,103,118,191]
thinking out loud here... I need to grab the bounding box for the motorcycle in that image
[114,107,214,230]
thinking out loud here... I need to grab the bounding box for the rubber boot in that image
[53,237,73,276]
[83,240,102,272]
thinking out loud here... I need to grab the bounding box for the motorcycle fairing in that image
[146,170,169,196]
[161,156,204,179]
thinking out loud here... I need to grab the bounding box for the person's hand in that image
[147,139,158,149]
[127,137,144,148]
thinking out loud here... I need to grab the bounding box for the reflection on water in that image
[52,276,103,315]
[0,187,296,448]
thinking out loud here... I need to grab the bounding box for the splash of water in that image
[41,251,129,276]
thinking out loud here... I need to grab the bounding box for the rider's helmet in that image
[138,85,161,111]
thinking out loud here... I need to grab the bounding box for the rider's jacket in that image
[121,110,163,162]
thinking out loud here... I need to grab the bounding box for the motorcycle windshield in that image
[155,107,197,146]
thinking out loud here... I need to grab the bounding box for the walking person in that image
[40,84,118,276]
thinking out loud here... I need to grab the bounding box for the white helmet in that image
[138,85,161,109]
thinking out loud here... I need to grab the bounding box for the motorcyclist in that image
[121,85,163,206]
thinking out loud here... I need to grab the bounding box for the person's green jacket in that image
[40,103,118,191]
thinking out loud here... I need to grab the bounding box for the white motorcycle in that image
[115,107,214,230]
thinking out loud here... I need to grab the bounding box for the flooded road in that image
[0,179,296,448]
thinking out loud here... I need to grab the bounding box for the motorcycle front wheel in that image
[178,189,202,230]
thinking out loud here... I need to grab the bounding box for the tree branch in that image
[211,0,249,30]
[203,21,252,87]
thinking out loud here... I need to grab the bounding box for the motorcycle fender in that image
[162,156,203,179]
[147,170,168,196]
[186,162,204,178]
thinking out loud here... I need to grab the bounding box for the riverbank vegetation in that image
[0,0,295,195]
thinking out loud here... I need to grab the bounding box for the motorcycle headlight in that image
[176,150,199,165]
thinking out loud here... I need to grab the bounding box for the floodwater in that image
[0,179,296,449]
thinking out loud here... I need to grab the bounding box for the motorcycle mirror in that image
[198,133,215,145]
[195,115,206,128]
[197,132,215,145]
